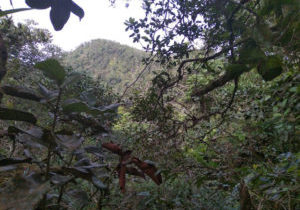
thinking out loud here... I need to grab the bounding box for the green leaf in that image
[35,59,66,85]
[0,8,32,17]
[225,64,251,77]
[62,99,91,113]
[257,56,283,81]
[1,85,42,101]
[238,39,266,65]
[62,99,110,116]
[0,107,37,124]
[38,83,58,102]
[61,72,81,88]
[137,191,150,196]
[8,126,56,148]
[91,176,107,189]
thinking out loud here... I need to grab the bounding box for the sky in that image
[1,0,144,51]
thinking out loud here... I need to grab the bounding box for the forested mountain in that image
[63,39,148,92]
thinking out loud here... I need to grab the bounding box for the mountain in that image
[63,39,148,92]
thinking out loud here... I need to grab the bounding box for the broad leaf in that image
[70,1,84,20]
[62,99,111,116]
[102,142,123,155]
[0,174,50,210]
[61,72,81,88]
[84,146,103,158]
[38,83,58,102]
[91,176,107,189]
[1,85,42,101]
[0,157,32,166]
[98,103,120,113]
[257,56,283,81]
[0,107,37,124]
[51,174,73,185]
[8,126,56,148]
[50,0,71,31]
[35,59,66,85]
[132,157,162,185]
[238,39,266,65]
[25,0,51,9]
[56,134,83,151]
[62,99,91,114]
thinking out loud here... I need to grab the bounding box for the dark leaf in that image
[1,85,42,101]
[84,146,103,158]
[70,1,84,20]
[35,59,66,85]
[0,157,32,166]
[56,134,83,151]
[0,173,50,210]
[66,113,108,134]
[25,0,52,9]
[257,56,283,81]
[51,174,72,185]
[0,107,37,124]
[55,129,73,135]
[50,0,71,31]
[62,167,92,180]
[8,126,56,148]
[74,158,91,167]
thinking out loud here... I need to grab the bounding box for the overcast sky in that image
[1,0,144,51]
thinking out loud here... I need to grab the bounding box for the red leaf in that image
[102,142,122,155]
[132,158,162,185]
[118,164,126,193]
[121,150,132,164]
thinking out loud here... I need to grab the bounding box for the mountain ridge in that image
[63,39,148,92]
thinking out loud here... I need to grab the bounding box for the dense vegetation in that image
[0,0,299,210]
[63,39,149,92]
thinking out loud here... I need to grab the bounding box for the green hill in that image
[63,39,148,92]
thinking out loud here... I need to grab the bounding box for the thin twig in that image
[119,56,154,101]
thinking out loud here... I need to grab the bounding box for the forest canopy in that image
[0,0,299,210]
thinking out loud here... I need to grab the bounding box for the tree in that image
[122,0,299,209]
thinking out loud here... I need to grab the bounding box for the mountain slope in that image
[63,39,147,92]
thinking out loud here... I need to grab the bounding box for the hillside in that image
[63,39,148,92]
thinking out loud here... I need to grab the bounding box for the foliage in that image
[0,0,300,209]
[63,39,152,92]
